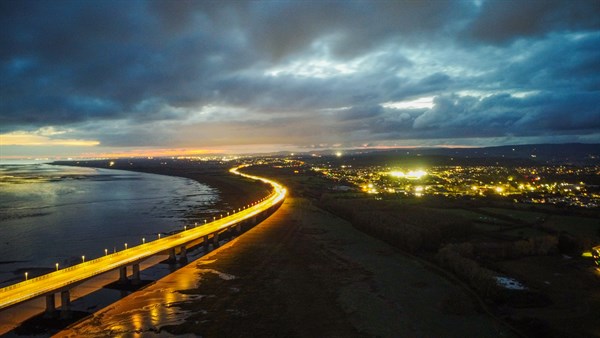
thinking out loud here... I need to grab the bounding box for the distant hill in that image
[305,143,599,167]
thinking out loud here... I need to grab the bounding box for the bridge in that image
[0,165,286,318]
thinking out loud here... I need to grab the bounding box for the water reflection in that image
[54,262,224,337]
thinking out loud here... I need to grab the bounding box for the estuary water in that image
[0,162,217,287]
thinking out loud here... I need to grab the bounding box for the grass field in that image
[542,215,600,239]
[440,208,512,225]
[480,207,546,224]
[497,255,600,338]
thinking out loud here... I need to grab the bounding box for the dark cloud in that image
[0,0,599,151]
[465,0,600,43]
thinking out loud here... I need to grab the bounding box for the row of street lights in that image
[25,261,62,281]
[24,199,270,280]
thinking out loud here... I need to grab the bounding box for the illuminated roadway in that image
[0,165,286,311]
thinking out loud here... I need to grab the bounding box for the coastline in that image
[51,159,273,223]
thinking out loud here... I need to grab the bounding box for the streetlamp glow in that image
[124,243,128,250]
[82,255,85,263]
[56,263,59,271]
[142,237,145,244]
[105,248,108,256]
[158,233,161,239]
[25,272,28,280]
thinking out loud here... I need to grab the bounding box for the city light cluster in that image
[313,163,599,208]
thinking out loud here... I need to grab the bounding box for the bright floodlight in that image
[390,171,405,178]
[390,170,426,179]
[407,170,426,179]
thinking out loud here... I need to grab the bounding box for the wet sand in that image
[57,198,514,337]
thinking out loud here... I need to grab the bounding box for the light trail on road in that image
[0,165,286,311]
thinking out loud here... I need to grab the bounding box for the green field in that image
[542,215,600,239]
[441,209,512,225]
[480,207,545,224]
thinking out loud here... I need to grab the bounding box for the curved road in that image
[0,165,286,311]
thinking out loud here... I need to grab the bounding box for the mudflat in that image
[57,197,514,337]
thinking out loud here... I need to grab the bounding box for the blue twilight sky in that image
[1,0,599,158]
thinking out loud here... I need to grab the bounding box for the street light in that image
[142,237,145,244]
[56,263,59,271]
[184,225,187,231]
[158,233,161,239]
[105,248,108,256]
[82,255,85,263]
[204,219,207,224]
[124,243,128,250]
[25,272,28,280]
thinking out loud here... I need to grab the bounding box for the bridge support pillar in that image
[178,246,187,263]
[203,235,209,252]
[168,248,176,263]
[60,290,71,319]
[119,266,128,284]
[213,233,219,249]
[44,294,56,318]
[132,264,140,285]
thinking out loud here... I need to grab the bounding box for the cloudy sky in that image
[1,0,599,158]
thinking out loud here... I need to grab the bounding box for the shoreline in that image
[51,159,273,223]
